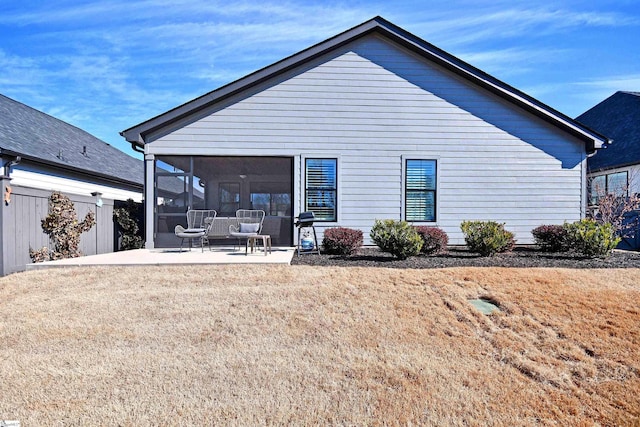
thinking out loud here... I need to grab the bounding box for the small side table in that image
[247,234,272,256]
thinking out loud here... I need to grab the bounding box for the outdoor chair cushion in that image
[239,223,260,233]
[183,228,206,233]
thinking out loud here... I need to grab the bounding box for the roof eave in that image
[0,148,143,189]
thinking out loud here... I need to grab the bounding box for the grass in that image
[1,265,639,425]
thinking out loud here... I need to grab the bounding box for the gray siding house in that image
[577,91,640,249]
[0,93,144,275]
[121,17,608,248]
[578,91,640,199]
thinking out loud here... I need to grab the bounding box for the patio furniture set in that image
[175,209,321,256]
[175,209,272,255]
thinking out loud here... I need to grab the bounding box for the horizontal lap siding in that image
[149,35,585,245]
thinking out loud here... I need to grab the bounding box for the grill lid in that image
[296,211,315,227]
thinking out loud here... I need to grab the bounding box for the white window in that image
[305,158,337,221]
[405,159,437,222]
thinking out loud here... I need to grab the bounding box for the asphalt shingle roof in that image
[0,93,142,186]
[577,91,640,172]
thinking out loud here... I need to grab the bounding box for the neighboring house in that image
[0,93,144,275]
[577,91,640,202]
[577,91,640,250]
[1,93,144,201]
[121,16,608,248]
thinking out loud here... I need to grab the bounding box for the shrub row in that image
[368,219,513,258]
[322,218,619,259]
[322,221,448,259]
[532,219,620,257]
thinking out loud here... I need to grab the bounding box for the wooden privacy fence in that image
[1,180,115,276]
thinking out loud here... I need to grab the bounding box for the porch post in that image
[144,153,155,249]
[293,155,301,246]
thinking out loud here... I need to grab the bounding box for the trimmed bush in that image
[114,199,144,250]
[531,224,569,252]
[460,220,516,256]
[322,227,363,256]
[564,219,620,258]
[370,219,423,260]
[414,226,448,255]
[29,191,96,262]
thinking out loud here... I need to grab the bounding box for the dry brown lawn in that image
[1,266,639,426]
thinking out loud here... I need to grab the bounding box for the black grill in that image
[295,212,320,255]
[295,211,315,228]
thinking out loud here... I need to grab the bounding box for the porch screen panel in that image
[305,158,337,221]
[250,182,291,216]
[405,159,436,222]
[219,183,240,216]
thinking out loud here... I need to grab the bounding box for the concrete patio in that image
[26,246,296,271]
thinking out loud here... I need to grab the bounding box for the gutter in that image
[0,148,143,190]
[130,141,144,154]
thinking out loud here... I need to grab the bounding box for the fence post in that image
[0,175,12,276]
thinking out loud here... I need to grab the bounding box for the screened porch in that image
[155,156,293,247]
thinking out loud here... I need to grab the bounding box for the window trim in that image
[402,156,439,223]
[302,155,339,223]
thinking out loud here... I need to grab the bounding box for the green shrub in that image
[564,219,620,258]
[460,220,516,256]
[414,226,448,255]
[370,219,423,260]
[114,199,144,250]
[322,227,363,256]
[531,224,569,252]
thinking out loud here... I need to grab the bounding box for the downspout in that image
[131,142,144,154]
[121,132,147,246]
[131,141,149,248]
[2,155,22,177]
[583,138,612,219]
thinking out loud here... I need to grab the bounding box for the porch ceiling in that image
[161,156,292,177]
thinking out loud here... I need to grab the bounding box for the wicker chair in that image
[229,209,265,254]
[174,209,217,252]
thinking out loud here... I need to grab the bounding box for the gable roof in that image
[121,16,609,154]
[577,91,640,172]
[0,93,143,187]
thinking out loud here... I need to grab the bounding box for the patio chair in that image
[175,209,217,252]
[229,209,265,254]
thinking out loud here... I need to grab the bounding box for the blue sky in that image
[1,0,638,158]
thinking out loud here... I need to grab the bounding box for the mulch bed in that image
[291,246,640,269]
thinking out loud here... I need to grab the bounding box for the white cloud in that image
[576,74,640,91]
[458,47,571,77]
[572,74,640,110]
[408,6,638,48]
[521,74,640,117]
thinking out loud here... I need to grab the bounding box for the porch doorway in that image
[155,156,293,247]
